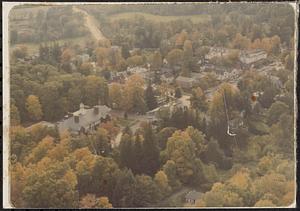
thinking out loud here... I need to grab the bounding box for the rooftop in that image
[185,190,202,200]
[176,76,196,83]
[57,104,111,133]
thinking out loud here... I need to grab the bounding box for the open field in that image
[108,12,211,23]
[10,35,92,55]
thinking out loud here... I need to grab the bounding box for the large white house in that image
[57,103,111,135]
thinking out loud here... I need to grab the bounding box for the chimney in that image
[74,115,79,123]
[94,106,99,115]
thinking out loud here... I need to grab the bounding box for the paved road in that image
[73,6,108,42]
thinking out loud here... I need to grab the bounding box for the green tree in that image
[151,51,162,71]
[267,101,289,125]
[190,87,207,111]
[112,169,136,207]
[174,87,182,98]
[83,75,109,106]
[142,123,160,176]
[132,175,160,207]
[89,128,111,156]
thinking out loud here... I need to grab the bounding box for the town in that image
[9,3,295,208]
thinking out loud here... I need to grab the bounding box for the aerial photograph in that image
[5,2,296,208]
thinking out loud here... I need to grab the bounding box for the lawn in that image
[108,12,211,24]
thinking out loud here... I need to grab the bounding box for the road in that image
[73,6,108,42]
[111,112,150,148]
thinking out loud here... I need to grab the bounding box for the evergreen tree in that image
[142,123,160,176]
[175,87,182,98]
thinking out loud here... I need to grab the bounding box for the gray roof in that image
[57,105,111,133]
[185,190,202,200]
[176,76,196,83]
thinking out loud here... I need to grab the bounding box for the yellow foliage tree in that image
[25,95,43,121]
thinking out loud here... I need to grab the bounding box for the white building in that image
[239,49,267,66]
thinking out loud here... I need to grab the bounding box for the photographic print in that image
[2,1,297,208]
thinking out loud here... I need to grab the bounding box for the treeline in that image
[10,6,88,44]
[94,3,294,49]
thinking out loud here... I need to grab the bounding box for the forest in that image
[9,3,295,208]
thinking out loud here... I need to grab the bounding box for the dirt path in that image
[73,6,108,42]
[157,187,192,207]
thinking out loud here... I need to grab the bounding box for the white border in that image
[2,1,298,209]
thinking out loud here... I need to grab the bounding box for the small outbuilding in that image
[185,190,202,205]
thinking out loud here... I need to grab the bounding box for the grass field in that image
[10,35,92,55]
[108,12,211,23]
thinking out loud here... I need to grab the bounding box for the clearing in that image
[108,12,211,23]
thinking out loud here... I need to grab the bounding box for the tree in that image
[181,40,193,77]
[11,103,21,126]
[79,62,93,76]
[25,95,43,121]
[95,47,111,67]
[24,136,55,165]
[142,123,160,176]
[151,51,162,71]
[12,45,28,59]
[83,75,109,106]
[157,127,177,150]
[267,101,289,125]
[126,55,145,67]
[175,30,188,47]
[196,182,243,207]
[166,49,183,72]
[145,83,158,111]
[89,128,111,156]
[22,163,79,208]
[202,138,232,170]
[132,175,160,207]
[259,85,279,108]
[165,129,205,185]
[119,133,135,170]
[154,170,171,197]
[112,169,136,207]
[174,87,182,98]
[80,194,112,208]
[232,33,251,49]
[190,87,207,111]
[11,162,28,207]
[122,74,146,113]
[109,83,124,109]
[162,160,182,191]
[61,48,73,63]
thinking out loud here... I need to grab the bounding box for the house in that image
[205,47,232,60]
[176,76,198,89]
[191,72,204,81]
[185,190,202,205]
[239,49,267,68]
[200,64,215,72]
[57,103,111,135]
